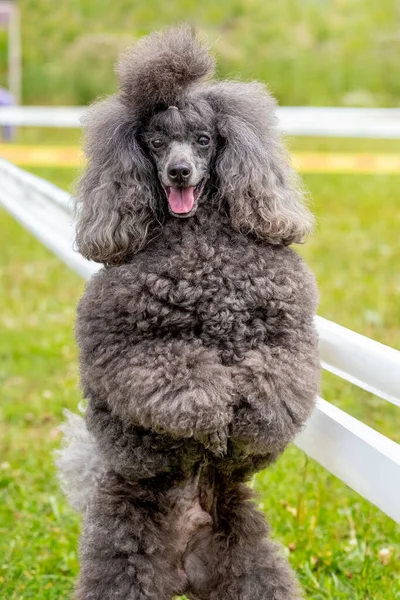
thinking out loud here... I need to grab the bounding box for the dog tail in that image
[116,24,215,114]
[54,409,103,514]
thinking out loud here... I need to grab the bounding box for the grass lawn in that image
[1,151,400,598]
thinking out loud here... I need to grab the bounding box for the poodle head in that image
[143,101,217,218]
[75,25,313,265]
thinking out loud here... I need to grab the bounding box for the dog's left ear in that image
[205,82,314,245]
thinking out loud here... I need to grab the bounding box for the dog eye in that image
[197,135,210,147]
[151,139,164,149]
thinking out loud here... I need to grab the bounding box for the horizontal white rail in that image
[1,157,400,522]
[296,398,400,523]
[317,316,400,408]
[0,160,98,279]
[1,106,400,138]
[0,106,84,128]
[277,107,400,139]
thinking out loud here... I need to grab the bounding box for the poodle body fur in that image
[58,25,320,600]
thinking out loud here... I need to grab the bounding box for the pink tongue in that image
[168,187,195,214]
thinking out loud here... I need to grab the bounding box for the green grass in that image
[1,1,400,107]
[1,161,400,599]
[0,207,83,598]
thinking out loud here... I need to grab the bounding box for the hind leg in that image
[185,482,302,600]
[75,471,186,600]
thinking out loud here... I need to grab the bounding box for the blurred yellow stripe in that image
[292,152,400,174]
[0,145,83,168]
[1,145,400,174]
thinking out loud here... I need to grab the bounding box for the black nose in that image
[167,163,192,184]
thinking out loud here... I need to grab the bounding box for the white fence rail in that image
[1,106,400,138]
[1,157,400,522]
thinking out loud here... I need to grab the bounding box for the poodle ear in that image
[206,83,314,245]
[75,98,160,265]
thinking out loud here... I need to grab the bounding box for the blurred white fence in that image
[1,106,400,137]
[1,157,400,523]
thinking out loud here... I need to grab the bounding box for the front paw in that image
[230,404,289,456]
[136,342,236,441]
[163,386,233,441]
[197,426,229,457]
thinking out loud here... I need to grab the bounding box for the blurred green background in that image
[1,1,400,599]
[1,0,400,106]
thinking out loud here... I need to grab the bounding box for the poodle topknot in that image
[116,25,215,114]
[57,25,320,600]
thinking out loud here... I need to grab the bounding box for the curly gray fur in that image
[59,24,320,600]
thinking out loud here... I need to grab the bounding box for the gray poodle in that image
[56,25,320,600]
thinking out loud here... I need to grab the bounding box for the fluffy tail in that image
[116,24,215,114]
[54,409,103,514]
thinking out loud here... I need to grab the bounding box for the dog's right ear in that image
[75,98,160,265]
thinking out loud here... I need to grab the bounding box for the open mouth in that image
[164,179,205,217]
